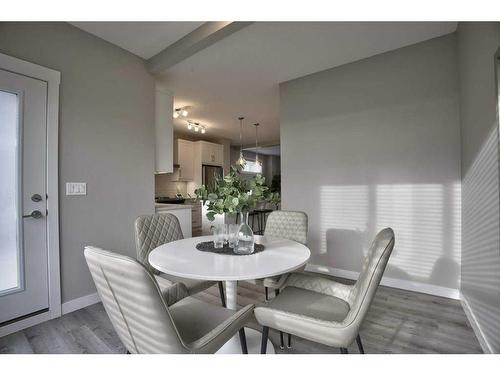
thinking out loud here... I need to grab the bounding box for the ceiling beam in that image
[147,21,252,75]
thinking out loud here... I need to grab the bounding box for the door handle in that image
[31,194,43,202]
[22,210,43,219]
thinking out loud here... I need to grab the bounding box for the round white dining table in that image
[148,234,311,354]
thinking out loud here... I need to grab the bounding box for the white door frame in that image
[0,52,61,337]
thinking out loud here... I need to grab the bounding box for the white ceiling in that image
[159,22,457,145]
[70,22,203,59]
[71,22,457,145]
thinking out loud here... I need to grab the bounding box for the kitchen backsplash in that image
[155,173,188,197]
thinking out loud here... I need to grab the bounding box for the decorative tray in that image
[195,241,264,255]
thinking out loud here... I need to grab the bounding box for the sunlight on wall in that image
[451,182,462,270]
[376,184,443,279]
[462,124,500,293]
[320,182,461,283]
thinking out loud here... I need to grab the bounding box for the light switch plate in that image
[66,182,87,196]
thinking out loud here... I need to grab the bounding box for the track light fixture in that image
[173,106,189,119]
[186,120,207,134]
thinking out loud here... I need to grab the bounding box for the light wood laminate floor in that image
[0,276,482,354]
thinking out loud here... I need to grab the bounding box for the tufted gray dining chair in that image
[134,213,226,307]
[84,247,253,354]
[260,211,308,295]
[247,210,308,349]
[255,228,395,354]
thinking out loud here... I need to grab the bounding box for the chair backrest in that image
[134,213,184,274]
[264,210,308,245]
[343,228,395,329]
[84,246,187,354]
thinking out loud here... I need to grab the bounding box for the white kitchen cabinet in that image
[174,139,194,181]
[155,205,192,238]
[199,141,224,166]
[154,87,174,174]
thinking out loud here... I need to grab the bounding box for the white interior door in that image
[0,68,49,324]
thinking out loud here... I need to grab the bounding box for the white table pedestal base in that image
[216,327,275,354]
[217,281,275,354]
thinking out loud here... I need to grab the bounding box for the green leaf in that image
[202,162,277,221]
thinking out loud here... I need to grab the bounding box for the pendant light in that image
[237,116,247,167]
[253,123,262,167]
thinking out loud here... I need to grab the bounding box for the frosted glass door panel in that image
[0,67,48,324]
[0,90,21,294]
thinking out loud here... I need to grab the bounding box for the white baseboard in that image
[61,292,100,315]
[460,293,491,353]
[305,264,460,300]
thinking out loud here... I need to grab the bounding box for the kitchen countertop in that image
[155,203,194,210]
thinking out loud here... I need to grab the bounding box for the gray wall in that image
[457,22,500,353]
[280,34,461,293]
[0,22,155,303]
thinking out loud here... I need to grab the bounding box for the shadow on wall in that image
[314,182,461,290]
[325,228,367,274]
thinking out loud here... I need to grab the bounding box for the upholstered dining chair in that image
[260,210,308,299]
[248,210,308,349]
[84,246,254,354]
[134,213,226,307]
[255,227,395,354]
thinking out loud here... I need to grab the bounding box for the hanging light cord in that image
[239,118,243,154]
[238,117,244,159]
[254,123,260,165]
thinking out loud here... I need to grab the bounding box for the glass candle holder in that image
[212,224,226,249]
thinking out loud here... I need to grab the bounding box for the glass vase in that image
[234,211,254,255]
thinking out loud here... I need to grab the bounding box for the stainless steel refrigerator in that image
[202,165,223,193]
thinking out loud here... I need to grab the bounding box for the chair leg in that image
[261,326,269,354]
[287,333,292,349]
[265,287,269,302]
[340,347,348,354]
[239,328,248,354]
[274,289,285,349]
[218,281,226,308]
[356,334,365,354]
